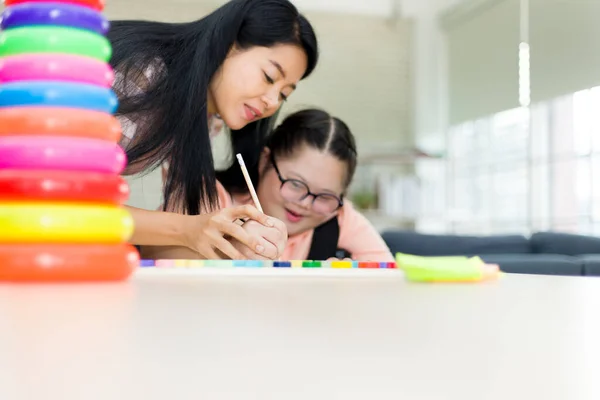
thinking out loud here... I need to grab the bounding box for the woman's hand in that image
[182,205,287,260]
[230,219,287,260]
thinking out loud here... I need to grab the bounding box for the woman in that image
[146,109,394,262]
[108,0,319,260]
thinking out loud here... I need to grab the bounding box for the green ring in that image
[0,26,112,62]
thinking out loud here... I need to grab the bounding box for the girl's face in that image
[257,146,347,237]
[208,44,307,130]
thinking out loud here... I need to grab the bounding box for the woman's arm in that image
[125,205,189,247]
[140,244,200,260]
[144,218,286,261]
[126,204,284,260]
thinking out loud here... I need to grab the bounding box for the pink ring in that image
[0,54,114,87]
[0,136,126,174]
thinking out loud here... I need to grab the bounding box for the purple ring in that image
[0,2,109,35]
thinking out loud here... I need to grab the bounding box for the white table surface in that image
[1,269,600,400]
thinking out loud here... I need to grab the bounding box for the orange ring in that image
[0,107,122,142]
[0,244,139,282]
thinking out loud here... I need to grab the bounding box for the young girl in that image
[108,0,319,260]
[144,109,393,262]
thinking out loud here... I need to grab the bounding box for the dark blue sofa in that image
[380,230,600,276]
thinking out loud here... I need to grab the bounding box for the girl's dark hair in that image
[108,0,318,214]
[220,108,358,194]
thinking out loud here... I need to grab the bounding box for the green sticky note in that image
[396,253,484,282]
[469,256,484,264]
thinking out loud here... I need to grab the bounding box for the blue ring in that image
[0,2,109,35]
[0,81,118,113]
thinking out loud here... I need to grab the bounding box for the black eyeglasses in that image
[270,153,343,215]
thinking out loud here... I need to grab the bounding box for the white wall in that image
[397,0,468,232]
[291,0,397,17]
[400,0,467,144]
[444,0,521,125]
[285,11,411,154]
[189,0,399,17]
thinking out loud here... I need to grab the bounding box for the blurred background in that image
[111,0,600,238]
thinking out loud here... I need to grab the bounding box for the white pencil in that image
[236,153,263,213]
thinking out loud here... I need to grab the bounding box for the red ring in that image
[0,243,139,282]
[3,0,105,11]
[0,169,129,204]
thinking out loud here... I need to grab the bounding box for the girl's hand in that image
[183,205,285,260]
[231,219,288,260]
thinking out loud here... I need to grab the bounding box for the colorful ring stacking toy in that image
[0,136,126,173]
[0,0,137,282]
[0,170,129,204]
[0,244,139,282]
[0,203,134,243]
[0,107,122,141]
[0,26,111,61]
[0,81,118,112]
[0,54,114,86]
[1,3,110,34]
[4,0,105,11]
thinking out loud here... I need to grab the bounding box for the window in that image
[438,85,600,236]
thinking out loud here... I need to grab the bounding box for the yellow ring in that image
[0,203,133,243]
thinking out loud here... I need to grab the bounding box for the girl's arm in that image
[337,202,395,262]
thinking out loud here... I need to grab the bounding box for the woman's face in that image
[208,44,307,130]
[257,146,347,237]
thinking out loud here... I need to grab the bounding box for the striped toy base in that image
[136,266,403,278]
[140,259,396,269]
[136,259,400,278]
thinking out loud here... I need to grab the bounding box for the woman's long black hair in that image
[108,0,318,214]
[221,108,358,195]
